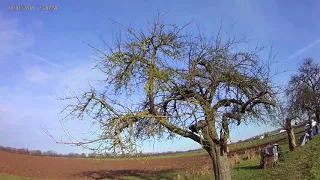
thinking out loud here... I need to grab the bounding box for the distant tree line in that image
[0,145,204,158]
[0,146,88,158]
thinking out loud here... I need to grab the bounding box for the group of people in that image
[299,115,319,146]
[305,116,319,141]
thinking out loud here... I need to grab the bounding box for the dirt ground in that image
[0,138,284,180]
[0,151,211,180]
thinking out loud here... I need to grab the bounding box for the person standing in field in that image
[306,122,313,140]
[311,114,319,135]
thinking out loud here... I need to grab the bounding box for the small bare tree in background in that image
[286,58,320,124]
[271,98,302,151]
[50,13,277,180]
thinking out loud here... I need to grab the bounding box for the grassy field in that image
[0,174,38,180]
[169,132,319,180]
[229,127,304,151]
[119,133,319,180]
[231,134,320,180]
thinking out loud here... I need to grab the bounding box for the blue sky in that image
[0,0,319,154]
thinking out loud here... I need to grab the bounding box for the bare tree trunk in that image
[285,119,296,151]
[286,128,296,151]
[203,124,231,180]
[308,109,313,125]
[207,145,231,180]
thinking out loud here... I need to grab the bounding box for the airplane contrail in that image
[17,50,68,71]
[286,39,320,61]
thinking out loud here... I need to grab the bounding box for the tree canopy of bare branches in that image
[286,58,320,122]
[270,96,304,151]
[53,14,277,180]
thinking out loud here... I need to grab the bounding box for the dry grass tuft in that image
[173,165,211,180]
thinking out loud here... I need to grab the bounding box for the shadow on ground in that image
[233,165,261,170]
[73,169,177,180]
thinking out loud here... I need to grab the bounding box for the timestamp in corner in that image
[40,6,58,11]
[8,5,35,11]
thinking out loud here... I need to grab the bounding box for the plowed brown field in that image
[0,151,211,180]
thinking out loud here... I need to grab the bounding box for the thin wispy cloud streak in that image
[285,39,320,61]
[18,50,68,71]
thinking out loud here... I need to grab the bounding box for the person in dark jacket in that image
[306,122,313,140]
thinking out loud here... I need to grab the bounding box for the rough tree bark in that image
[284,118,296,151]
[286,128,296,151]
[196,106,232,180]
[208,145,231,180]
[308,110,313,125]
[203,125,232,180]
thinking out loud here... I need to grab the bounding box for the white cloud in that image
[0,60,103,152]
[30,19,43,29]
[24,66,52,84]
[0,14,64,71]
[19,50,68,71]
[0,15,36,62]
[285,40,320,61]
